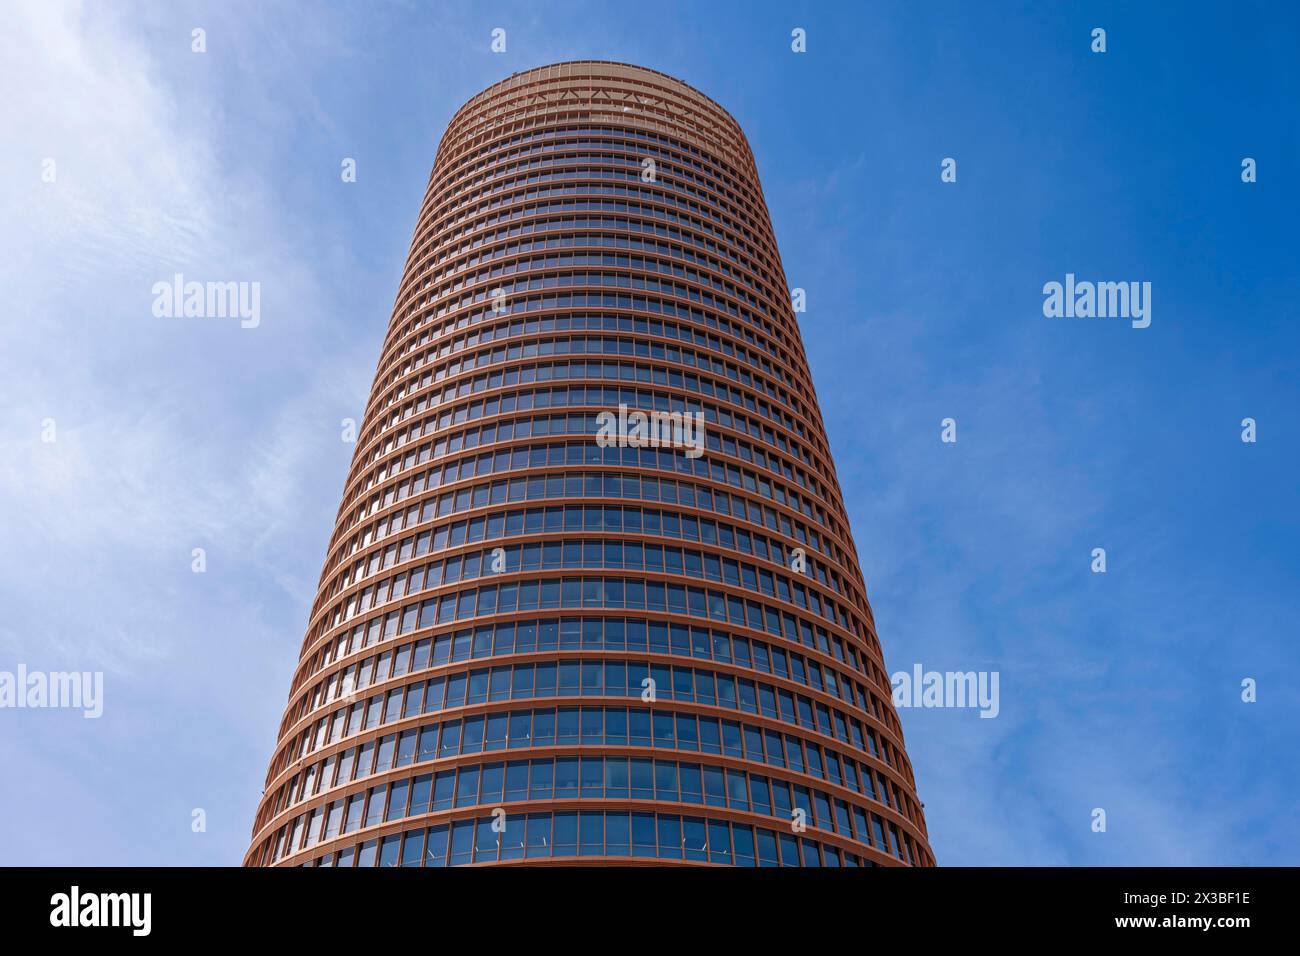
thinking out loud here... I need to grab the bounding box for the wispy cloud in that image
[0,1,368,862]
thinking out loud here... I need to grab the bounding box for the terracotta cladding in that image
[246,62,934,868]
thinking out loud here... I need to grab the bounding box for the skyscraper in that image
[245,61,934,867]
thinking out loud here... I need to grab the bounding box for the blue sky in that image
[1,0,1296,865]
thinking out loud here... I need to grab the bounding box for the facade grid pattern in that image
[245,61,935,868]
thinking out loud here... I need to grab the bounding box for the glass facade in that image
[246,61,934,867]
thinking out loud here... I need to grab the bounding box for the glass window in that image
[500,814,526,861]
[657,814,683,860]
[733,824,756,867]
[631,812,657,858]
[364,786,387,828]
[378,834,401,868]
[474,817,499,863]
[606,812,631,856]
[386,779,409,820]
[683,817,708,862]
[504,762,529,802]
[424,824,448,867]
[553,812,578,857]
[448,820,474,866]
[579,812,603,855]
[455,766,480,807]
[525,814,551,858]
[707,820,732,864]
[409,774,432,815]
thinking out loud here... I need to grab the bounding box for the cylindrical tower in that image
[245,61,934,867]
